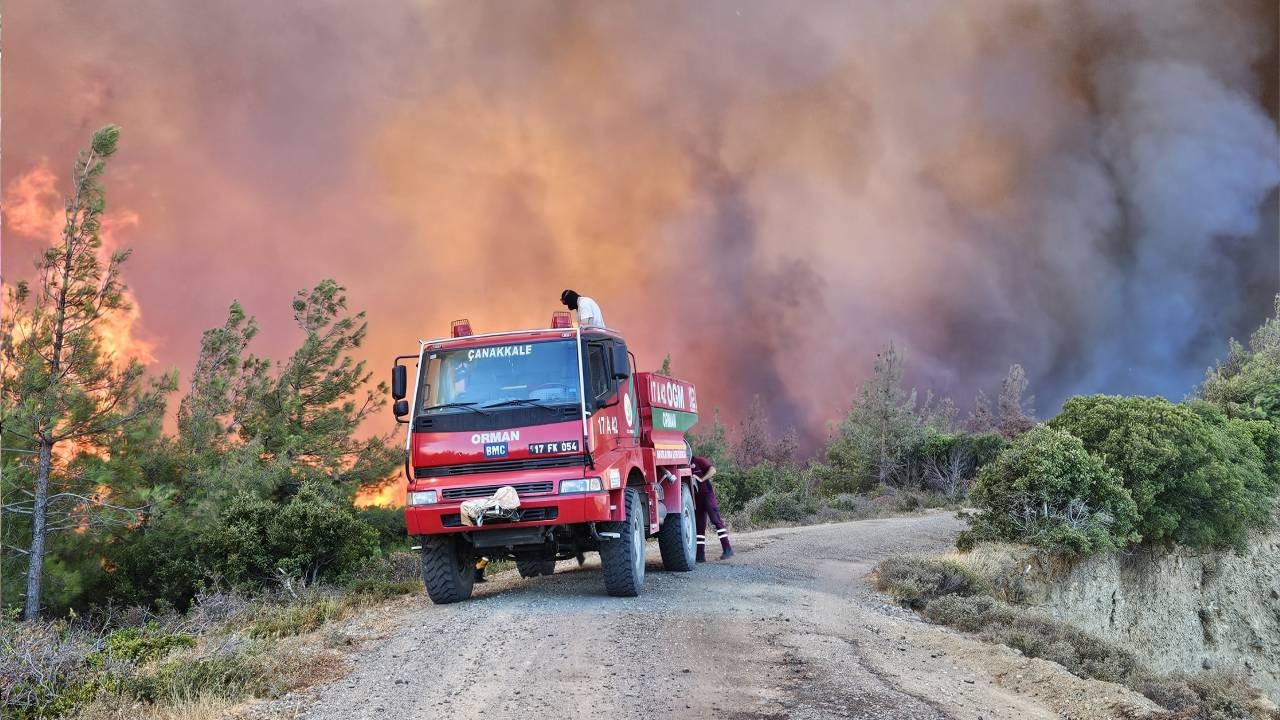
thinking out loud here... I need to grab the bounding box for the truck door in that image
[585,338,638,460]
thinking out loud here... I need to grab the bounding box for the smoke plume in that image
[3,1,1277,448]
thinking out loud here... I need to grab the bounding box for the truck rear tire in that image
[420,535,475,604]
[599,488,645,597]
[517,559,556,578]
[658,481,697,572]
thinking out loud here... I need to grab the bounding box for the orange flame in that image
[2,162,156,366]
[354,481,406,509]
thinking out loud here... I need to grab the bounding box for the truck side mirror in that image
[393,399,409,419]
[610,343,630,380]
[391,365,407,400]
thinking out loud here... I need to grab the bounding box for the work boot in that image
[721,547,735,560]
[696,548,706,563]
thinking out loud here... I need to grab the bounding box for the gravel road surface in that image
[275,512,1155,720]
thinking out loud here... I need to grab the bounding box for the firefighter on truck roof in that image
[690,454,734,562]
[560,289,605,329]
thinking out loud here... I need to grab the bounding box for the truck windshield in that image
[418,339,580,414]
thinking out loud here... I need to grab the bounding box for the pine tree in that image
[0,126,172,618]
[1199,295,1280,420]
[823,343,922,490]
[968,389,996,433]
[733,395,797,469]
[176,300,269,460]
[243,280,399,497]
[996,364,1036,438]
[919,390,959,432]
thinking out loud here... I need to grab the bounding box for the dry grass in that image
[872,554,988,609]
[940,543,1035,603]
[5,570,421,720]
[76,693,237,720]
[1125,672,1280,720]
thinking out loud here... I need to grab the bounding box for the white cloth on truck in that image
[460,485,521,526]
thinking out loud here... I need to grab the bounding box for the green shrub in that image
[983,613,1139,684]
[90,624,195,665]
[211,481,380,587]
[960,425,1139,556]
[1199,295,1280,422]
[1051,396,1276,550]
[968,431,1007,469]
[873,555,987,609]
[716,461,809,515]
[824,493,876,513]
[107,516,210,611]
[743,490,818,525]
[357,506,410,552]
[921,594,1015,632]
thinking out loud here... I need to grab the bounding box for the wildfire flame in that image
[2,162,156,367]
[354,480,406,509]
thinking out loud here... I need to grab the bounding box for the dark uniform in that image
[691,455,733,562]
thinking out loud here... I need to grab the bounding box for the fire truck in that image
[390,312,701,603]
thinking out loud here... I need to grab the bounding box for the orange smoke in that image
[2,163,155,366]
[3,0,1276,456]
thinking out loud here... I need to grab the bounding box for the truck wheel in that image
[599,488,645,597]
[658,481,697,572]
[516,559,556,578]
[420,535,475,604]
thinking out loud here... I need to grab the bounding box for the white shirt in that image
[576,296,605,328]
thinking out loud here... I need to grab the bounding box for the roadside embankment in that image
[1032,531,1280,703]
[877,532,1280,718]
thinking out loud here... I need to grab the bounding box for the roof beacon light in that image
[551,311,572,329]
[450,319,473,338]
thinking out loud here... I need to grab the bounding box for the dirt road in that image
[278,512,1155,720]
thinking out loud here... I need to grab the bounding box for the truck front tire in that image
[599,488,645,597]
[420,535,475,604]
[658,481,697,571]
[516,558,556,578]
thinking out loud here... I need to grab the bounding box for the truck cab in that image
[390,314,699,603]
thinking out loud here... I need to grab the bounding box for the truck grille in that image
[440,507,559,528]
[440,481,555,500]
[415,455,584,478]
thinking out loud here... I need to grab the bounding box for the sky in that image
[3,0,1278,452]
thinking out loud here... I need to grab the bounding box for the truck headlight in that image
[560,477,602,494]
[408,490,438,506]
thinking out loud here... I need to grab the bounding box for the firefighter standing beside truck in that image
[691,454,734,561]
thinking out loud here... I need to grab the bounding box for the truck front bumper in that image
[405,490,612,535]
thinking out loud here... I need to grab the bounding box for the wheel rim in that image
[681,488,695,560]
[631,500,644,581]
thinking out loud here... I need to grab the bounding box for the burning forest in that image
[1,0,1278,668]
[3,6,1280,720]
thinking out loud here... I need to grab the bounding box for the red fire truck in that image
[390,313,701,603]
